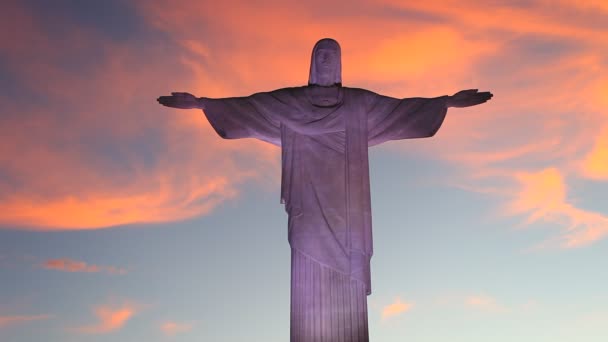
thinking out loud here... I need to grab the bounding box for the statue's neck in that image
[307,85,343,107]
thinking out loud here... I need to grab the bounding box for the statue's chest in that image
[307,87,342,107]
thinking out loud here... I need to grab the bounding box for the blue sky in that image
[1,0,607,341]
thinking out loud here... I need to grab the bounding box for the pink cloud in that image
[0,2,279,230]
[72,303,136,334]
[465,294,508,313]
[502,168,608,248]
[0,0,606,238]
[0,314,52,328]
[436,293,538,314]
[580,126,608,180]
[381,297,413,319]
[160,320,193,336]
[42,258,126,275]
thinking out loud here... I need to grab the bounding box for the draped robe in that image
[200,85,448,341]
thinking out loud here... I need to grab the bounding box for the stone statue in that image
[158,38,492,341]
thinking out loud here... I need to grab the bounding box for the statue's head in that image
[308,38,342,87]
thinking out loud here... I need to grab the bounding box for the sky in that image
[0,0,607,341]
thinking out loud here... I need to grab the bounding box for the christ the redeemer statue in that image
[158,38,492,342]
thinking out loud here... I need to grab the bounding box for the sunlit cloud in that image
[465,294,508,313]
[505,168,567,223]
[42,258,126,275]
[0,314,52,328]
[160,320,193,336]
[72,303,136,334]
[0,176,239,230]
[381,297,413,319]
[503,168,608,248]
[580,126,608,180]
[552,0,608,13]
[436,293,538,314]
[0,0,606,237]
[410,0,608,250]
[0,1,278,231]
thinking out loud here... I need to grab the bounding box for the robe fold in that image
[200,86,447,341]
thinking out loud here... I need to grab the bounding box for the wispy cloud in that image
[0,0,606,238]
[465,294,508,313]
[42,258,126,275]
[580,126,608,180]
[160,320,193,336]
[0,314,52,328]
[0,1,278,230]
[381,297,413,319]
[436,293,537,314]
[368,1,608,249]
[502,168,608,248]
[72,303,136,334]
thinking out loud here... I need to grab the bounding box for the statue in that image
[158,38,492,342]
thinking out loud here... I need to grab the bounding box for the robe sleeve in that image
[199,92,283,146]
[365,90,449,147]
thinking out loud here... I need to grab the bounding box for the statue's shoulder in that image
[341,87,379,101]
[264,86,378,100]
[244,86,308,103]
[343,86,376,94]
[265,85,308,97]
[271,86,370,94]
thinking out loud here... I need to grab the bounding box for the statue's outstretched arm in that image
[446,89,493,108]
[158,91,282,145]
[157,92,206,110]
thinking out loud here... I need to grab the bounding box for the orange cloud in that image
[580,126,608,180]
[465,294,507,313]
[42,258,126,275]
[383,1,608,43]
[0,314,52,328]
[160,321,193,336]
[139,0,501,97]
[0,175,239,230]
[381,297,413,319]
[551,0,608,13]
[350,28,498,86]
[506,168,567,223]
[404,3,608,250]
[1,0,606,236]
[0,2,279,230]
[73,304,136,334]
[502,168,608,248]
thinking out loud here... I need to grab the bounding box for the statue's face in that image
[315,48,338,85]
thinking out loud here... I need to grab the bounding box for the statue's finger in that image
[475,92,491,100]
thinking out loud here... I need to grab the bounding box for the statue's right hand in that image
[157,92,200,109]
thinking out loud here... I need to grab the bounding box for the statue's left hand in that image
[447,89,493,108]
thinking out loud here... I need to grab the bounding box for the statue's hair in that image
[308,38,342,86]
